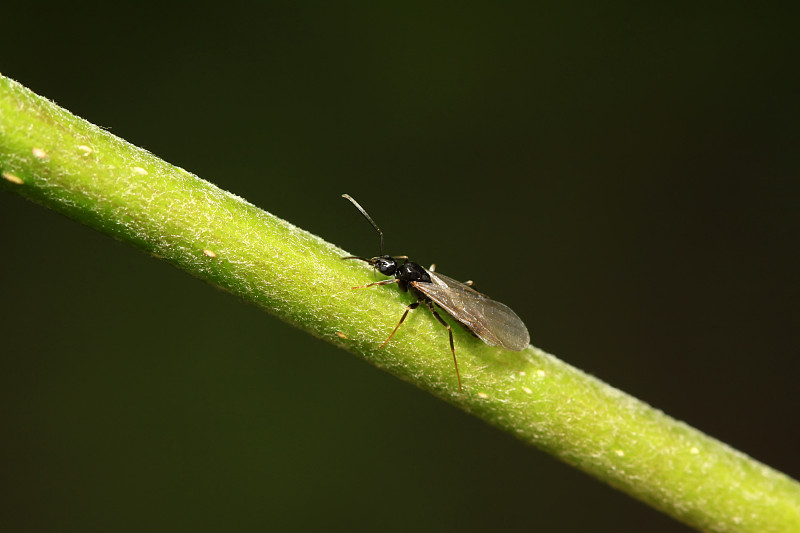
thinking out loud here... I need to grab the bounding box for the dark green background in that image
[2,3,798,532]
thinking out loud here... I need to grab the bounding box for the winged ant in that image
[342,194,529,391]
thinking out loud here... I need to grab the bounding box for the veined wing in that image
[413,272,530,351]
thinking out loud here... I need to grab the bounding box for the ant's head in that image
[372,255,397,276]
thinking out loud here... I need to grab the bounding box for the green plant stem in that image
[2,75,799,533]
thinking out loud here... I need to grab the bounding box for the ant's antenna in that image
[342,194,384,255]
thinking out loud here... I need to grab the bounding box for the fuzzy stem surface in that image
[2,75,799,532]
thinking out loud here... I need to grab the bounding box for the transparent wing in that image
[413,272,530,351]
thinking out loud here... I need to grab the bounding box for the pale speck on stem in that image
[2,171,24,185]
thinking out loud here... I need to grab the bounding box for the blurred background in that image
[2,3,798,531]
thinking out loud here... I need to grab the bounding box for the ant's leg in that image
[351,279,399,290]
[379,301,420,349]
[424,300,462,391]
